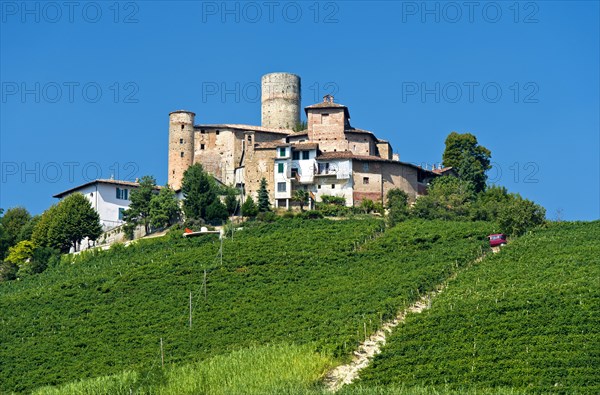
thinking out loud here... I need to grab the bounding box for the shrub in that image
[498,195,546,236]
[386,189,409,227]
[298,210,324,220]
[0,261,18,282]
[256,211,278,222]
[321,195,346,206]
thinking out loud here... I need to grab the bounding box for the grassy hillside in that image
[354,221,600,394]
[0,218,490,393]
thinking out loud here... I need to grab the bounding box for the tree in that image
[412,176,475,220]
[292,190,309,211]
[498,195,546,236]
[123,176,156,235]
[225,191,239,216]
[0,207,31,258]
[205,200,229,223]
[442,132,491,193]
[182,164,218,221]
[6,240,35,265]
[386,189,410,227]
[31,204,60,249]
[149,186,181,229]
[257,178,271,212]
[53,193,102,252]
[469,185,511,221]
[17,215,40,243]
[33,194,102,253]
[241,196,258,218]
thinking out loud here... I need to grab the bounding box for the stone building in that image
[168,73,438,208]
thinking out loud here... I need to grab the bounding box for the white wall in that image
[312,159,354,206]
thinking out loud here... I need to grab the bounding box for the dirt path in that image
[323,254,486,392]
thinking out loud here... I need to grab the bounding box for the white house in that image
[53,179,144,231]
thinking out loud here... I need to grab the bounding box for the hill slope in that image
[353,221,600,394]
[0,219,490,393]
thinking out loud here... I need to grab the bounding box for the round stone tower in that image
[261,72,301,130]
[168,110,195,190]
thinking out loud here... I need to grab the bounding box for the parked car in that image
[488,233,507,247]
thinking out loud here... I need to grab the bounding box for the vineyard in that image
[354,221,600,394]
[0,218,491,393]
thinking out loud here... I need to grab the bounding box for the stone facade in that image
[167,73,439,207]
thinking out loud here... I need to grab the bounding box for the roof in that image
[53,179,160,198]
[432,166,455,175]
[254,142,281,150]
[194,124,292,135]
[315,151,439,174]
[305,97,350,118]
[291,142,318,150]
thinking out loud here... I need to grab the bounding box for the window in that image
[116,187,128,200]
[201,144,205,150]
[317,184,321,189]
[180,152,184,157]
[181,124,184,130]
[216,130,220,135]
[201,129,206,134]
[302,151,309,160]
[247,135,252,142]
[291,168,298,177]
[277,182,286,192]
[278,163,284,173]
[331,184,336,189]
[279,147,286,157]
[292,151,300,160]
[180,138,184,144]
[363,163,369,171]
[363,177,369,184]
[318,163,330,174]
[118,208,126,220]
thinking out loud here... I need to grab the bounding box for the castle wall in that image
[168,111,195,190]
[193,128,243,185]
[346,133,377,156]
[308,108,348,152]
[261,73,301,130]
[376,142,393,160]
[244,146,277,202]
[380,162,419,203]
[352,161,384,204]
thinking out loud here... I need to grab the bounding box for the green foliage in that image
[31,195,101,253]
[6,240,35,265]
[357,221,600,394]
[412,177,475,220]
[442,132,491,193]
[149,186,181,229]
[0,261,18,282]
[386,189,409,227]
[497,195,546,236]
[293,190,310,211]
[33,344,331,395]
[182,164,218,221]
[293,120,308,132]
[256,211,278,222]
[297,210,324,220]
[17,215,40,243]
[225,192,239,216]
[257,178,271,212]
[205,200,229,224]
[0,219,491,393]
[241,196,258,218]
[469,185,512,221]
[1,206,31,245]
[123,176,157,235]
[321,195,346,206]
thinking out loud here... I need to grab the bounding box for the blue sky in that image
[1,1,598,220]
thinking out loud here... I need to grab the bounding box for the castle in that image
[168,73,441,209]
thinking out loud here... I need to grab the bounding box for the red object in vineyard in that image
[488,234,507,247]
